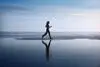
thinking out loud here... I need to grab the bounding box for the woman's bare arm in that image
[49,26,52,28]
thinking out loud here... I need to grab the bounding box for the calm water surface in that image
[0,38,100,67]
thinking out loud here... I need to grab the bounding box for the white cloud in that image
[83,0,100,8]
[1,6,100,32]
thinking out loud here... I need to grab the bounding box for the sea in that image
[0,32,100,67]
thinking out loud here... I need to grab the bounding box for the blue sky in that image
[0,0,100,8]
[0,0,100,32]
[0,0,83,6]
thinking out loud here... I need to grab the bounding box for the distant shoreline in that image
[0,32,100,40]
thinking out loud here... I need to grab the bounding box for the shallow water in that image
[0,38,100,67]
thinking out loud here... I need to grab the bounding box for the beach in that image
[0,36,100,67]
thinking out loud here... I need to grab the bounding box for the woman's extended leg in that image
[48,30,52,39]
[42,31,47,39]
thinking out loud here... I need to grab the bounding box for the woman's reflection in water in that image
[42,40,52,61]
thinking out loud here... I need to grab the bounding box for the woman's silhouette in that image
[42,21,52,39]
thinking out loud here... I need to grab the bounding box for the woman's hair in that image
[46,21,50,24]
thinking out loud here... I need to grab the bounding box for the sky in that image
[0,0,100,32]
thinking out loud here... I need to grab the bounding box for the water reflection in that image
[42,40,52,61]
